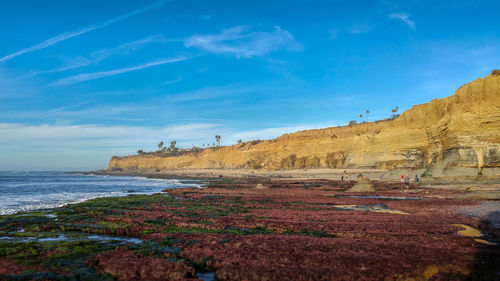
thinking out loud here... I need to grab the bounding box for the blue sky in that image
[0,0,499,170]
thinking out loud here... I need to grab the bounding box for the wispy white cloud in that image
[163,14,213,23]
[164,76,183,85]
[33,35,170,75]
[0,67,41,100]
[185,26,302,58]
[329,28,341,39]
[347,22,376,34]
[329,22,376,40]
[389,13,415,29]
[0,82,297,127]
[33,57,92,75]
[0,0,169,62]
[0,123,218,144]
[90,35,170,60]
[50,101,92,112]
[0,122,219,170]
[167,83,292,103]
[0,121,341,170]
[51,56,188,86]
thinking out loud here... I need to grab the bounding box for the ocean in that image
[0,171,200,215]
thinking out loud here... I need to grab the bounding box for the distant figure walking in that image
[343,171,350,185]
[404,175,410,189]
[414,174,419,183]
[400,174,405,185]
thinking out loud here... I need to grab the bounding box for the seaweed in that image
[282,228,336,238]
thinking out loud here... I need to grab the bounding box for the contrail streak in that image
[50,57,187,86]
[0,0,169,62]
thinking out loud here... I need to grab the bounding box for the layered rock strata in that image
[109,72,500,176]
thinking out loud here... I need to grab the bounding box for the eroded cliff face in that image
[109,72,500,176]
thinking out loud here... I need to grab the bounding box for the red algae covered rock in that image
[2,178,499,280]
[0,258,45,276]
[87,249,198,281]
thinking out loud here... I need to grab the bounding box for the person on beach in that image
[414,173,419,183]
[400,174,405,187]
[341,175,344,186]
[343,171,349,185]
[404,175,410,189]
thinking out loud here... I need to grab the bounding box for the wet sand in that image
[101,167,500,184]
[100,168,388,180]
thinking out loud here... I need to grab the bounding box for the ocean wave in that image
[0,172,200,215]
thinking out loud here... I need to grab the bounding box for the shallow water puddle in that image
[452,224,482,237]
[332,204,409,215]
[86,234,143,244]
[197,272,216,281]
[0,232,143,244]
[0,236,37,242]
[474,238,497,245]
[38,234,68,242]
[452,224,498,245]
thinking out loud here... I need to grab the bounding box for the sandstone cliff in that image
[109,72,500,176]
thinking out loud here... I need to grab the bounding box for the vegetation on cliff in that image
[109,72,500,176]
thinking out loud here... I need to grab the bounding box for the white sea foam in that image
[0,172,200,215]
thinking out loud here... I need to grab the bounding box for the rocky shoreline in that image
[0,176,499,280]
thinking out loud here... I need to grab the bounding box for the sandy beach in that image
[103,168,387,180]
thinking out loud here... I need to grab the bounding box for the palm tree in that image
[169,141,177,153]
[215,135,221,147]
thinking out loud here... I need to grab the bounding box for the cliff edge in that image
[109,72,500,176]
